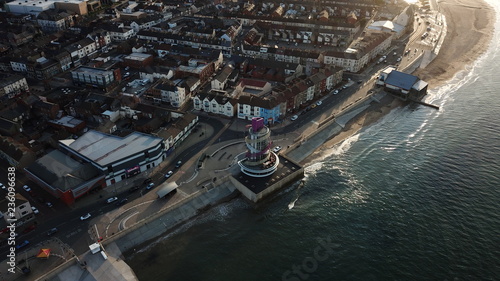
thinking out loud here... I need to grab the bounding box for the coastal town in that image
[0,0,443,279]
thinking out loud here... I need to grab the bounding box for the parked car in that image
[22,225,36,234]
[273,146,282,153]
[146,183,155,190]
[175,161,182,168]
[16,240,30,249]
[80,213,91,221]
[129,186,141,193]
[0,183,5,190]
[31,206,39,214]
[316,101,322,106]
[46,202,53,208]
[310,104,317,109]
[47,228,58,236]
[143,178,152,184]
[333,89,339,95]
[106,197,118,204]
[23,185,31,192]
[116,198,128,206]
[291,115,298,121]
[165,171,174,178]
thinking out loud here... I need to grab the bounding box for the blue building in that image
[377,66,428,101]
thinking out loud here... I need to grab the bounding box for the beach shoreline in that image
[303,0,496,165]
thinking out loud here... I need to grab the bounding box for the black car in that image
[129,185,140,193]
[116,198,128,206]
[143,178,152,184]
[47,228,58,236]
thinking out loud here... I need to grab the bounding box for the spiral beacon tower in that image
[238,117,279,177]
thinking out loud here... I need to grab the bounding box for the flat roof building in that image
[6,0,88,15]
[123,52,153,68]
[24,150,104,205]
[71,66,119,91]
[59,130,166,186]
[377,66,428,101]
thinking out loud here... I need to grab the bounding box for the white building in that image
[6,0,88,15]
[324,32,392,72]
[153,80,188,108]
[37,9,74,32]
[106,26,136,42]
[10,59,27,73]
[59,130,166,186]
[0,194,34,224]
[193,92,236,117]
[0,74,29,98]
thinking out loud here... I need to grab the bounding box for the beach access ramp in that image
[156,182,178,198]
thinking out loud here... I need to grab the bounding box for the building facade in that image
[59,130,166,187]
[71,66,119,90]
[0,74,29,98]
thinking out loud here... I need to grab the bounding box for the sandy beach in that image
[413,0,496,88]
[305,0,495,163]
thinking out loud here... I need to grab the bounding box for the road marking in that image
[66,228,82,238]
[118,211,139,231]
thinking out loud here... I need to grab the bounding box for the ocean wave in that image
[427,8,500,110]
[304,161,324,175]
[330,133,360,155]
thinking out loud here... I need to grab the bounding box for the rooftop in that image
[385,70,419,90]
[71,66,113,75]
[61,130,163,167]
[25,150,103,192]
[123,52,153,61]
[49,116,84,128]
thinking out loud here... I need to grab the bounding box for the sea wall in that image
[35,181,237,281]
[107,181,237,253]
[230,159,304,203]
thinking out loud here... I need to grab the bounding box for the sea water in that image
[127,1,500,279]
